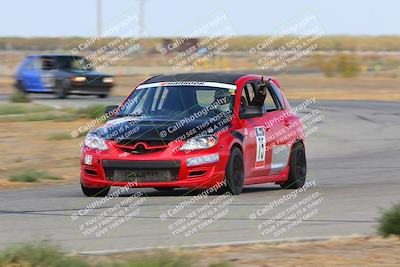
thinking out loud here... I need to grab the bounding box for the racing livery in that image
[80,73,306,196]
[15,55,114,98]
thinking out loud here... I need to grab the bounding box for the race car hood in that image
[90,116,231,142]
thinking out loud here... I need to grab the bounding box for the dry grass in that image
[0,120,85,188]
[1,236,398,266]
[88,236,400,267]
[2,36,400,51]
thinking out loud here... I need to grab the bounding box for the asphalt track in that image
[0,99,399,253]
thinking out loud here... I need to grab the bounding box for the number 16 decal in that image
[255,126,266,168]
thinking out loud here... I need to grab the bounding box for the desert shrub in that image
[378,203,400,237]
[9,170,61,183]
[337,54,361,77]
[9,92,31,103]
[68,105,106,119]
[320,59,338,77]
[0,244,231,267]
[316,54,361,78]
[0,103,51,115]
[0,243,88,267]
[110,251,193,267]
[48,132,73,140]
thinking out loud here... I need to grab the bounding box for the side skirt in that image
[243,166,289,186]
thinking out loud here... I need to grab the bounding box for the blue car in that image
[15,55,114,98]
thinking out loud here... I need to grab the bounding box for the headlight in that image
[71,76,86,82]
[180,135,218,151]
[84,134,108,151]
[103,77,114,83]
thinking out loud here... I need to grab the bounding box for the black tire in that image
[81,182,110,197]
[55,80,68,99]
[222,147,244,195]
[280,142,307,189]
[154,187,175,192]
[98,94,108,98]
[15,80,26,93]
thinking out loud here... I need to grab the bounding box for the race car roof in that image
[143,72,247,85]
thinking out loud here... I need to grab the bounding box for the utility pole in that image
[138,0,145,37]
[96,0,102,37]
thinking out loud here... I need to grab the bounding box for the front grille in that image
[118,146,165,155]
[114,139,169,155]
[102,160,181,182]
[104,168,179,182]
[85,77,105,86]
[116,139,169,147]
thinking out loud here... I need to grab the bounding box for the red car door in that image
[262,82,291,176]
[238,82,270,178]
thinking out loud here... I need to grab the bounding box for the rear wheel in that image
[81,182,110,197]
[222,147,244,195]
[280,142,307,189]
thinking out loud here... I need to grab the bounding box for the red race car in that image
[80,73,306,196]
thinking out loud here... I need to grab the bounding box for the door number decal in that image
[255,126,266,167]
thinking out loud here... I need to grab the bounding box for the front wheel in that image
[81,182,110,197]
[55,80,68,99]
[280,142,307,189]
[15,80,26,93]
[98,94,108,98]
[222,147,244,195]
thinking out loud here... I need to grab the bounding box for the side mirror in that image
[240,106,263,119]
[104,105,118,118]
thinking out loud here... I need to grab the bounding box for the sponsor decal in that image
[255,126,266,168]
[136,81,237,90]
[84,155,93,165]
[160,81,205,86]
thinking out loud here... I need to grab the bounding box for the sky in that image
[0,0,399,37]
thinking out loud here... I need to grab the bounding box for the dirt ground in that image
[0,120,84,188]
[2,74,400,101]
[90,236,400,267]
[277,74,400,101]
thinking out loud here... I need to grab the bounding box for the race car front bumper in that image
[68,85,112,96]
[80,148,229,189]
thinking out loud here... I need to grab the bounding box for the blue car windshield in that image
[117,86,235,119]
[56,56,92,71]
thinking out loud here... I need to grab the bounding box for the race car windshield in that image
[56,56,93,71]
[117,86,235,119]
